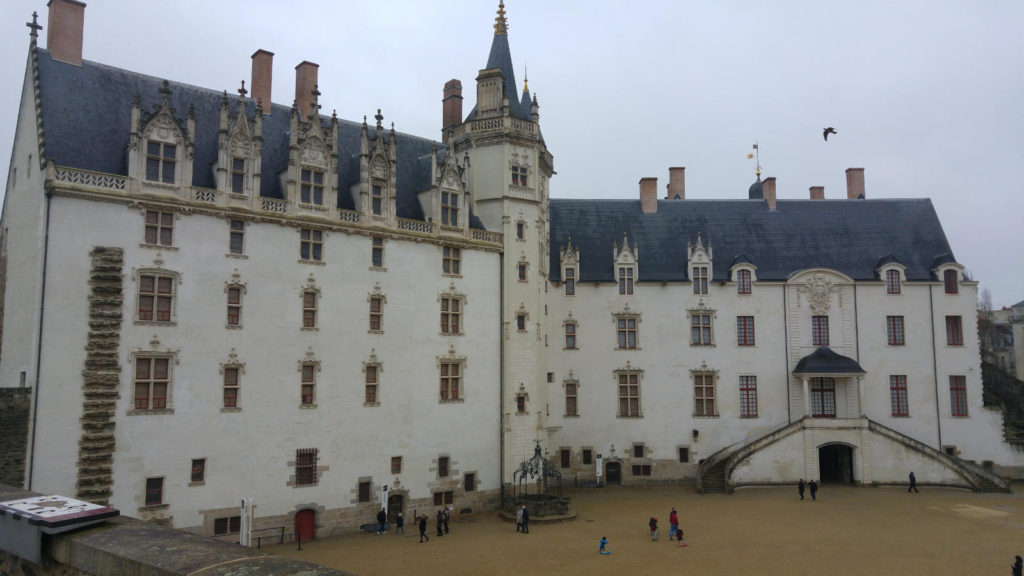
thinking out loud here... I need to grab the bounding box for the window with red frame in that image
[812,316,829,346]
[949,376,968,416]
[223,367,239,408]
[138,274,174,322]
[440,362,461,401]
[885,269,901,294]
[736,269,751,294]
[134,357,169,410]
[890,375,909,416]
[739,376,758,418]
[944,269,958,294]
[365,365,378,404]
[945,316,963,346]
[191,458,206,483]
[886,316,905,345]
[145,477,163,506]
[391,456,402,474]
[737,316,755,346]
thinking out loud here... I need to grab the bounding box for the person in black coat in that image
[436,508,444,537]
[798,479,805,500]
[1012,555,1022,576]
[418,514,429,543]
[521,505,530,534]
[376,508,387,535]
[808,479,818,501]
[908,471,919,493]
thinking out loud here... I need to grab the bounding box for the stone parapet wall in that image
[0,388,31,486]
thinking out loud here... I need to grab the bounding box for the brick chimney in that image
[47,0,86,66]
[640,177,658,214]
[810,186,824,200]
[250,49,274,114]
[666,167,685,199]
[294,61,320,121]
[763,177,777,210]
[443,79,463,131]
[846,167,865,199]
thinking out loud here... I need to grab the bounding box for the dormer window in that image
[231,158,245,194]
[371,185,383,215]
[618,267,634,295]
[564,267,576,296]
[692,266,709,295]
[146,141,176,184]
[944,269,959,294]
[441,191,459,226]
[301,168,325,205]
[885,269,901,294]
[736,269,751,295]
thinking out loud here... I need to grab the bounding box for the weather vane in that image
[746,142,762,178]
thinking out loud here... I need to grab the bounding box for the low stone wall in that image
[0,484,351,575]
[0,388,31,487]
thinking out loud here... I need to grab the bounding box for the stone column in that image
[802,377,811,417]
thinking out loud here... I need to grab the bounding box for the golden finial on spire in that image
[747,142,761,177]
[494,1,508,36]
[523,65,529,92]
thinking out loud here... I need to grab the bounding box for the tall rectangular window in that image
[582,449,593,465]
[134,357,170,410]
[617,372,640,417]
[138,274,174,322]
[618,267,634,295]
[885,269,901,294]
[564,268,575,295]
[946,316,963,346]
[300,168,324,205]
[516,222,525,239]
[518,263,527,281]
[145,477,164,506]
[511,165,528,186]
[739,376,758,418]
[358,481,371,502]
[301,364,316,406]
[810,377,836,418]
[464,472,476,492]
[369,296,383,331]
[949,375,968,416]
[300,229,323,261]
[812,316,829,346]
[441,191,459,226]
[736,269,751,294]
[633,444,644,458]
[440,296,461,334]
[887,316,905,345]
[371,237,384,268]
[443,246,461,275]
[617,317,638,349]
[391,456,403,474]
[295,448,318,486]
[440,361,461,401]
[890,375,909,417]
[691,313,713,346]
[231,158,245,194]
[302,291,317,328]
[565,322,577,349]
[146,141,175,183]
[438,456,450,477]
[365,365,378,404]
[223,367,239,408]
[692,265,709,295]
[371,185,383,215]
[737,316,755,346]
[694,372,717,417]
[226,287,242,326]
[191,458,206,483]
[144,210,174,246]
[560,449,571,468]
[228,219,244,254]
[944,270,959,294]
[565,381,578,416]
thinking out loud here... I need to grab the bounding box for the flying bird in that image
[823,127,837,141]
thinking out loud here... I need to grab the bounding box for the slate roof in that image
[465,32,531,122]
[34,48,486,229]
[549,198,956,283]
[793,347,867,375]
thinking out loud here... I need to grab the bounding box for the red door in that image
[295,509,315,542]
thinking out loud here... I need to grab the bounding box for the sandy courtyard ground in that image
[266,483,1024,575]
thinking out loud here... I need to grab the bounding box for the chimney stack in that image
[846,167,865,199]
[640,177,658,214]
[809,186,824,200]
[294,61,320,121]
[667,167,686,199]
[47,0,86,66]
[250,49,274,114]
[443,79,463,132]
[763,177,777,210]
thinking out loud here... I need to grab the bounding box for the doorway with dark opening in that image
[818,444,854,484]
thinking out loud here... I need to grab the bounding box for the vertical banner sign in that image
[240,498,253,547]
[381,484,389,515]
[595,453,603,478]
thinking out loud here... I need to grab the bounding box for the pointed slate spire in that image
[483,1,529,121]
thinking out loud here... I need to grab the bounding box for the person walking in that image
[808,479,818,501]
[908,471,919,493]
[668,507,679,541]
[1012,555,1023,576]
[376,508,387,535]
[418,514,429,543]
[521,505,530,534]
[798,479,805,500]
[436,508,444,537]
[443,507,450,535]
[515,505,523,532]
[395,512,405,535]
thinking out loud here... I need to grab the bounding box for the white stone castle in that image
[1,1,1018,539]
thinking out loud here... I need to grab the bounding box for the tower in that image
[447,2,555,483]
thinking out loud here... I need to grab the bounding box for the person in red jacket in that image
[649,516,659,541]
[668,508,679,541]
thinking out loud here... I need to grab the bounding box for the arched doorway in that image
[818,444,854,483]
[605,462,622,485]
[294,508,316,543]
[387,494,404,524]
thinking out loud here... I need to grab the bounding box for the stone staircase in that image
[700,461,727,494]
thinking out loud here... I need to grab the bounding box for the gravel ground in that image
[267,482,1024,575]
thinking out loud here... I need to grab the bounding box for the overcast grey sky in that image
[2,1,1021,307]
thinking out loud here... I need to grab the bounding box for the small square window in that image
[631,464,651,476]
[582,449,593,465]
[633,444,644,458]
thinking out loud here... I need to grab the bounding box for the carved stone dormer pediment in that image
[355,110,398,224]
[215,84,263,196]
[422,142,468,232]
[129,81,195,190]
[613,232,638,266]
[687,231,713,264]
[286,86,339,208]
[560,237,579,267]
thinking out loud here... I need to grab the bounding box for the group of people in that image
[514,504,530,533]
[603,506,687,555]
[416,507,450,542]
[797,479,819,501]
